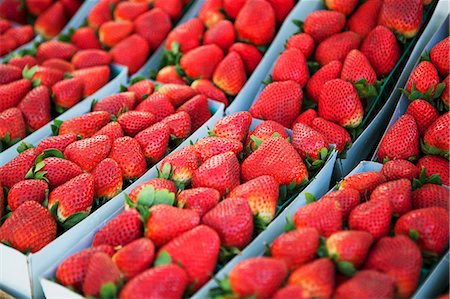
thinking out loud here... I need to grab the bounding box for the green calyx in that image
[305,147,330,171]
[412,166,442,190]
[420,139,450,160]
[401,81,446,102]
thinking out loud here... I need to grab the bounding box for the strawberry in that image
[287,258,335,298]
[211,111,252,143]
[157,225,220,290]
[72,65,110,97]
[380,159,419,181]
[114,1,148,21]
[228,257,288,299]
[321,189,360,219]
[0,35,17,56]
[119,265,188,299]
[4,25,34,46]
[165,18,204,53]
[37,41,77,63]
[292,123,328,161]
[91,158,122,200]
[110,34,149,74]
[0,19,11,34]
[195,137,243,162]
[199,0,225,27]
[0,64,21,85]
[270,227,320,270]
[422,112,449,159]
[35,2,67,38]
[135,93,174,122]
[341,49,377,85]
[135,122,170,164]
[0,200,56,253]
[304,10,346,43]
[0,148,38,189]
[134,8,172,51]
[160,111,191,140]
[412,184,449,211]
[245,120,289,152]
[128,79,154,101]
[126,178,177,208]
[82,252,121,297]
[58,111,110,138]
[340,172,385,199]
[7,179,48,211]
[235,0,276,46]
[42,58,74,73]
[306,60,342,102]
[93,92,138,116]
[327,230,373,270]
[242,137,308,186]
[156,65,186,85]
[379,0,422,39]
[109,137,147,180]
[28,156,83,189]
[250,81,303,128]
[349,197,393,239]
[319,79,364,128]
[223,0,246,20]
[334,270,395,299]
[272,48,309,87]
[315,31,361,66]
[365,235,422,298]
[0,78,32,112]
[441,75,449,109]
[153,0,182,20]
[32,67,64,88]
[60,0,82,17]
[87,0,113,29]
[36,134,77,153]
[191,79,229,106]
[0,107,26,145]
[311,117,352,154]
[61,136,110,174]
[370,179,412,216]
[180,44,224,80]
[430,36,449,77]
[159,145,202,188]
[93,209,143,247]
[416,155,449,186]
[99,20,134,48]
[405,61,442,100]
[325,0,358,16]
[405,99,439,135]
[177,95,212,131]
[112,238,154,279]
[273,285,307,299]
[7,55,37,70]
[94,122,124,141]
[0,0,26,23]
[72,49,111,70]
[203,20,235,52]
[117,111,156,137]
[229,42,263,75]
[347,0,383,39]
[266,0,294,25]
[157,83,196,108]
[212,51,247,96]
[286,33,315,59]
[292,109,317,128]
[52,78,84,111]
[377,115,420,162]
[18,86,51,131]
[177,187,220,216]
[71,27,102,50]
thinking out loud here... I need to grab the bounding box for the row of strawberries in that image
[210,164,449,299]
[0,79,215,252]
[0,0,83,56]
[48,110,334,298]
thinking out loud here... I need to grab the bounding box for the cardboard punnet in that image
[1,99,224,299]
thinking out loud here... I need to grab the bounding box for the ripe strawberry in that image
[92,209,142,248]
[159,145,202,188]
[37,42,76,64]
[311,117,351,153]
[430,36,449,77]
[36,134,77,153]
[203,20,235,52]
[229,42,263,75]
[93,92,138,116]
[0,64,21,85]
[228,257,288,299]
[422,112,449,159]
[4,25,33,46]
[0,79,32,112]
[0,148,38,189]
[0,107,26,145]
[128,79,154,101]
[292,123,328,161]
[99,20,133,48]
[117,111,156,137]
[82,252,121,297]
[72,49,111,70]
[18,86,51,131]
[156,65,186,85]
[292,109,317,128]
[114,1,148,21]
[405,99,439,135]
[339,171,386,197]
[245,120,289,152]
[58,111,110,138]
[416,155,449,186]
[135,94,174,124]
[160,111,191,140]
[250,81,302,128]
[126,178,177,208]
[199,0,225,27]
[72,65,110,97]
[287,258,335,298]
[177,95,212,131]
[379,0,422,39]
[112,238,154,279]
[32,67,64,88]
[380,159,419,181]
[7,55,37,70]
[0,0,26,23]
[270,227,320,270]
[28,156,83,189]
[327,230,373,269]
[111,34,149,74]
[213,51,247,96]
[370,179,412,216]
[7,179,48,211]
[94,122,124,141]
[273,285,307,299]
[286,33,315,59]
[0,35,17,56]
[177,187,220,216]
[52,78,84,110]
[165,18,204,53]
[441,75,449,109]
[349,197,393,239]
[60,0,82,17]
[365,235,422,298]
[412,184,449,211]
[180,44,224,80]
[153,0,182,19]
[109,137,147,180]
[272,48,309,87]
[211,111,252,143]
[306,60,342,102]
[321,189,360,219]
[195,137,243,162]
[325,0,358,16]
[304,10,346,43]
[377,114,420,162]
[71,27,102,50]
[157,225,220,290]
[315,31,361,66]
[405,61,442,100]
[157,83,196,108]
[235,0,276,46]
[266,0,294,25]
[134,122,170,164]
[87,0,113,29]
[0,19,11,34]
[91,158,122,200]
[334,270,395,299]
[191,79,229,106]
[341,49,377,85]
[0,200,56,253]
[63,135,112,173]
[119,265,188,299]
[35,2,67,38]
[41,58,74,73]
[347,0,383,38]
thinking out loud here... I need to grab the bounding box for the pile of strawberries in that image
[249,0,431,154]
[377,35,449,186]
[0,79,214,253]
[50,111,334,297]
[212,166,449,299]
[0,0,83,56]
[151,0,296,106]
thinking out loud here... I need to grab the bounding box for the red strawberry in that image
[32,67,64,88]
[321,189,360,219]
[430,36,449,77]
[94,122,124,141]
[341,49,377,85]
[87,0,113,29]
[114,1,148,21]
[0,200,56,253]
[266,0,294,25]
[177,187,220,216]
[180,44,224,80]
[157,225,220,290]
[327,230,373,270]
[292,109,317,128]
[60,0,82,17]
[199,0,225,27]
[82,252,121,297]
[112,238,154,279]
[195,137,243,162]
[99,20,134,48]
[52,78,84,110]
[370,179,412,216]
[7,179,48,211]
[4,25,34,46]
[58,111,110,138]
[339,171,386,197]
[377,114,420,162]
[422,112,449,159]
[379,0,422,39]
[203,20,235,52]
[311,117,351,153]
[160,111,191,140]
[128,79,154,101]
[0,35,17,56]
[35,2,67,38]
[109,136,147,180]
[229,257,288,299]
[157,83,196,108]
[212,51,247,96]
[153,0,182,20]
[223,0,245,19]
[134,7,172,51]
[0,19,11,34]
[287,258,335,298]
[441,75,449,108]
[211,111,252,143]
[405,99,439,135]
[36,134,78,153]
[93,92,138,116]
[91,158,122,200]
[292,123,328,161]
[159,145,202,188]
[0,79,32,112]
[18,86,51,131]
[177,95,211,131]
[165,18,204,53]
[416,155,449,186]
[28,157,83,189]
[270,227,320,270]
[127,178,177,208]
[117,111,156,137]
[71,27,102,50]
[235,0,276,46]
[0,64,21,85]
[191,79,229,106]
[71,49,111,70]
[92,209,143,247]
[7,55,37,70]
[286,33,315,59]
[0,0,26,23]
[134,122,170,164]
[245,120,289,152]
[110,34,149,74]
[42,58,74,73]
[229,42,263,75]
[380,159,420,182]
[304,10,346,43]
[315,31,361,66]
[273,285,307,299]
[0,149,38,190]
[405,61,442,100]
[294,199,342,237]
[325,0,358,16]
[0,107,26,145]
[347,0,383,38]
[412,184,449,211]
[156,65,186,85]
[334,270,395,299]
[136,92,175,121]
[272,48,309,87]
[250,81,303,128]
[72,65,110,97]
[349,197,393,239]
[306,60,342,102]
